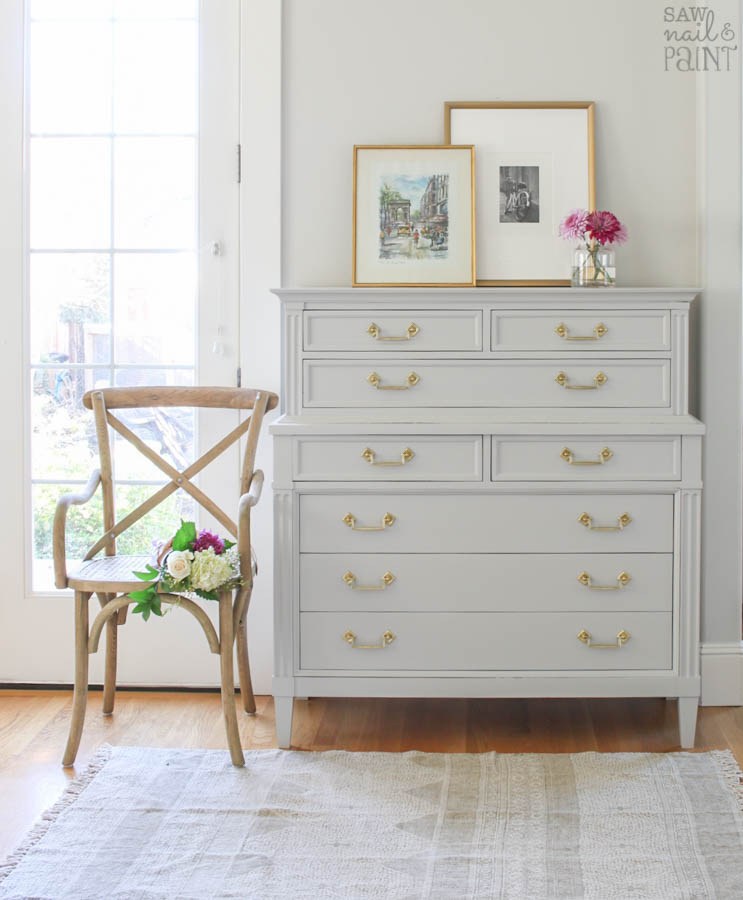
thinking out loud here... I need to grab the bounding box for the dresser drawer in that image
[492,436,681,481]
[304,309,482,352]
[491,310,671,351]
[294,436,482,481]
[299,611,672,671]
[299,494,674,553]
[299,553,673,613]
[303,359,670,409]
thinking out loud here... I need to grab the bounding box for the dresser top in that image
[273,287,699,308]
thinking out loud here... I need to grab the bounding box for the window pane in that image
[113,405,194,480]
[114,20,198,134]
[30,138,111,249]
[31,0,113,19]
[30,22,112,134]
[30,253,111,366]
[113,485,196,556]
[114,0,197,19]
[114,138,196,249]
[30,369,109,478]
[32,482,105,592]
[113,368,194,389]
[114,254,196,365]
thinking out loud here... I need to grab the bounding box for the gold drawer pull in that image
[343,629,396,649]
[555,322,608,341]
[368,322,420,341]
[367,371,420,390]
[577,571,631,591]
[343,571,396,591]
[555,371,608,390]
[561,447,613,466]
[362,447,414,467]
[578,512,631,531]
[577,629,631,649]
[342,512,396,532]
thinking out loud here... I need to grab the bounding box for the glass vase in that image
[572,244,616,287]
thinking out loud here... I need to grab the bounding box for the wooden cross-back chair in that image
[53,386,278,767]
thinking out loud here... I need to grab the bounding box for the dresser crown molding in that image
[270,286,704,749]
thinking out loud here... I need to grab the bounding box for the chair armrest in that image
[237,470,264,580]
[53,470,102,589]
[238,469,264,520]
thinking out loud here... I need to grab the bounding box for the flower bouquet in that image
[129,520,242,620]
[559,209,627,286]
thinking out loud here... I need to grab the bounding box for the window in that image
[27,0,238,590]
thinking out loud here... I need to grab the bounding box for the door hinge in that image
[237,143,242,184]
[236,367,242,388]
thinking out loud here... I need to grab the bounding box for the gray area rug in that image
[2,747,743,899]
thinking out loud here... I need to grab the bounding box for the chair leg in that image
[101,594,118,715]
[236,593,256,715]
[63,591,90,767]
[219,591,245,767]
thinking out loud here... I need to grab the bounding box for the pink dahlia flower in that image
[558,208,589,241]
[193,529,225,555]
[585,210,628,246]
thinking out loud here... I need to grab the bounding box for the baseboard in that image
[700,642,743,706]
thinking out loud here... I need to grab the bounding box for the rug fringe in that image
[0,743,114,886]
[710,749,743,815]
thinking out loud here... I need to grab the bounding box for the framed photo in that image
[353,145,476,287]
[444,102,595,286]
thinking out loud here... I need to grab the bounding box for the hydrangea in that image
[190,547,236,592]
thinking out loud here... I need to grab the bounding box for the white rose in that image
[166,550,193,582]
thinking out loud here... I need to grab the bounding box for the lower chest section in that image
[288,488,682,675]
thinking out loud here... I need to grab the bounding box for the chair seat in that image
[67,555,153,591]
[67,552,256,592]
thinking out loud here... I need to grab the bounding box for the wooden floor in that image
[2,689,743,860]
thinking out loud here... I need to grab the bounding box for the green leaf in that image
[172,520,197,551]
[223,539,235,550]
[130,588,164,621]
[128,587,157,602]
[195,588,218,601]
[133,564,159,581]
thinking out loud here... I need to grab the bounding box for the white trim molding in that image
[700,642,743,706]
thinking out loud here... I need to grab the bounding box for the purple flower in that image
[559,208,589,241]
[193,529,225,555]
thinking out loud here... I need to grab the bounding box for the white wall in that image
[280,0,743,691]
[283,0,698,287]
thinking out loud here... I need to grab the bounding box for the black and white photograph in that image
[499,165,540,223]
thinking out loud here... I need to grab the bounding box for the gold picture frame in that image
[444,101,596,286]
[352,144,476,288]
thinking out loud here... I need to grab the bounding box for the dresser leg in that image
[678,697,699,749]
[274,696,294,749]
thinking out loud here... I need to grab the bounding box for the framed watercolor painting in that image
[352,145,476,287]
[444,102,595,286]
